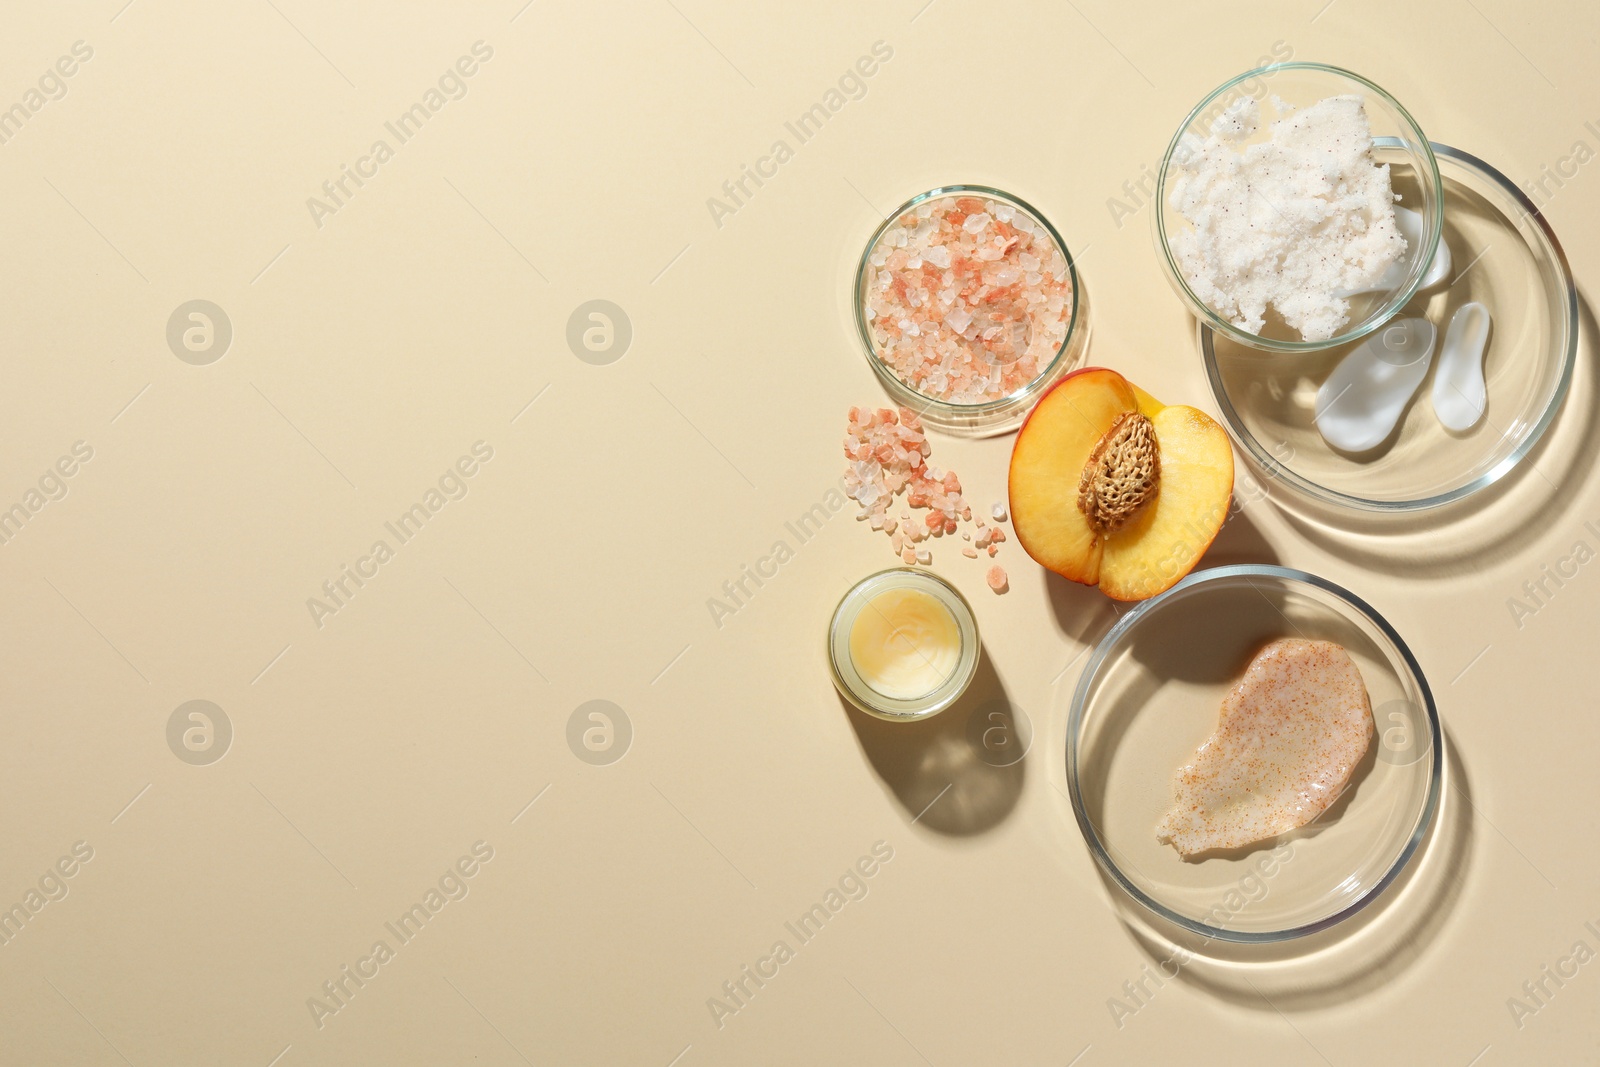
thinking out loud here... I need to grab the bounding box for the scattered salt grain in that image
[986,566,1008,593]
[991,502,1008,522]
[844,404,997,575]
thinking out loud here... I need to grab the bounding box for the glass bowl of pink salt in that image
[855,186,1087,437]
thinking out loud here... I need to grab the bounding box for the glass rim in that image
[1154,62,1444,354]
[1200,140,1579,513]
[853,184,1082,416]
[1064,563,1444,943]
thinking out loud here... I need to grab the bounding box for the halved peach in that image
[1008,367,1234,601]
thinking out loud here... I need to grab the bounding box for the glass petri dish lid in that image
[854,185,1088,437]
[1066,565,1442,942]
[1202,141,1577,511]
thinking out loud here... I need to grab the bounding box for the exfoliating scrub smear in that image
[1154,64,1442,354]
[854,185,1089,436]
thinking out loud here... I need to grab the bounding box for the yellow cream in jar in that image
[847,587,961,700]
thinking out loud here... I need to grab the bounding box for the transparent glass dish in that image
[1066,565,1442,942]
[1155,63,1443,353]
[1202,141,1577,511]
[827,568,980,721]
[854,185,1088,437]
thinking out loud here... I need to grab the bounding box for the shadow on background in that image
[1204,506,1282,569]
[1043,501,1283,650]
[841,648,1027,836]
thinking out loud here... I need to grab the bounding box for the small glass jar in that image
[1154,63,1442,354]
[827,569,980,720]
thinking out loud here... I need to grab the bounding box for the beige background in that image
[0,0,1596,1063]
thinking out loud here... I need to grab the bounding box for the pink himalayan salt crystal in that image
[863,195,1075,405]
[962,546,978,559]
[986,566,1008,593]
[844,404,998,570]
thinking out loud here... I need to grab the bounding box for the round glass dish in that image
[1155,63,1442,353]
[854,185,1087,437]
[1065,565,1441,942]
[828,568,979,721]
[1202,141,1577,511]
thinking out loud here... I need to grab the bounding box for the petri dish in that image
[1202,141,1576,511]
[1066,565,1441,942]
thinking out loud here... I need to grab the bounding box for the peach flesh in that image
[1007,367,1234,601]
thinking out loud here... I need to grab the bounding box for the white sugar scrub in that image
[1167,94,1408,341]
